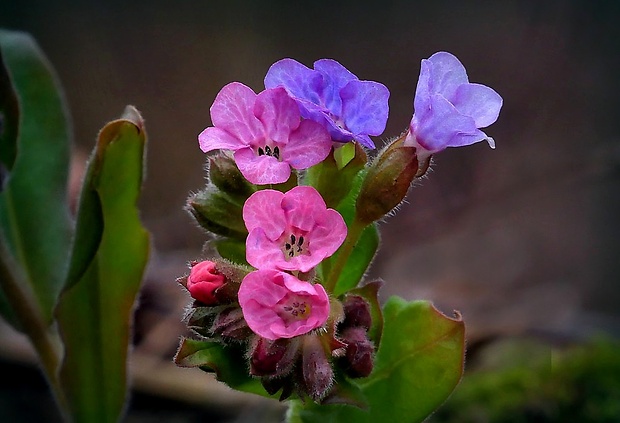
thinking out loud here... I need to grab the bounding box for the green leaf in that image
[287,298,465,423]
[175,337,269,397]
[0,30,72,325]
[214,238,249,265]
[56,107,150,423]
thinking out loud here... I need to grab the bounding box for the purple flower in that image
[405,52,503,158]
[243,186,347,273]
[265,58,390,149]
[238,269,330,340]
[198,82,332,185]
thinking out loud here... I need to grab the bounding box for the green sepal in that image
[187,187,248,240]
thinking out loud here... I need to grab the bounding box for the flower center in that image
[257,144,281,160]
[282,233,307,260]
[276,293,311,322]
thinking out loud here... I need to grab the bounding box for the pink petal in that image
[280,186,327,232]
[254,87,300,145]
[282,120,332,170]
[198,127,245,153]
[243,190,286,238]
[307,209,347,258]
[246,228,288,270]
[211,82,265,145]
[234,148,291,185]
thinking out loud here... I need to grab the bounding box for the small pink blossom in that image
[238,269,330,340]
[198,82,332,185]
[186,261,226,305]
[243,186,347,272]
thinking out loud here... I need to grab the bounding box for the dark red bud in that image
[341,327,374,378]
[210,307,252,340]
[301,334,334,402]
[342,295,372,330]
[250,337,299,378]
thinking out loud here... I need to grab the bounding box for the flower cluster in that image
[178,53,502,404]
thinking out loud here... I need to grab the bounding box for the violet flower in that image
[265,58,389,149]
[243,186,347,273]
[238,269,330,340]
[198,82,332,185]
[405,52,503,159]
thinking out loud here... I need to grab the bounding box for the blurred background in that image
[1,0,619,421]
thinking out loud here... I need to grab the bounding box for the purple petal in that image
[452,83,503,128]
[242,189,286,238]
[281,186,327,232]
[412,93,480,152]
[254,87,300,145]
[246,228,288,270]
[313,59,358,115]
[198,127,245,153]
[264,59,324,106]
[210,82,264,144]
[234,148,291,185]
[426,52,469,100]
[340,80,389,137]
[413,59,433,118]
[354,134,376,149]
[282,120,331,170]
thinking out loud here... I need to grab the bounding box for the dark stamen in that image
[298,236,304,246]
[285,243,291,250]
[258,147,265,156]
[265,146,272,155]
[273,146,280,159]
[291,234,296,244]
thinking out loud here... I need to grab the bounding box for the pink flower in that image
[186,261,226,305]
[243,186,347,272]
[198,82,332,185]
[238,269,330,340]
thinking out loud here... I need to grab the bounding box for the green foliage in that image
[288,299,465,423]
[56,107,150,423]
[0,30,72,325]
[429,338,620,423]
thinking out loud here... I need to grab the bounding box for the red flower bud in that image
[186,261,226,305]
[342,295,372,330]
[341,326,374,378]
[250,337,299,378]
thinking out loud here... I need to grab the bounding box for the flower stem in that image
[0,241,69,419]
[324,217,367,293]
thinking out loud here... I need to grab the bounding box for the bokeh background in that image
[1,1,619,421]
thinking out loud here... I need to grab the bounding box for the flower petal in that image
[210,82,264,144]
[340,79,390,137]
[246,228,288,270]
[280,186,327,232]
[265,59,324,106]
[282,120,331,170]
[452,83,503,128]
[254,87,300,145]
[198,127,245,153]
[313,59,358,116]
[234,148,291,185]
[308,209,347,258]
[243,189,286,238]
[426,51,469,101]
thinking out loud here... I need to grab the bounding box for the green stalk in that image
[323,216,367,293]
[0,240,69,420]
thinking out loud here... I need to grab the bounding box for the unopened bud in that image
[300,334,334,402]
[341,326,374,378]
[210,307,252,340]
[186,261,226,305]
[208,154,256,200]
[186,187,248,240]
[342,295,372,330]
[250,337,299,378]
[355,133,418,224]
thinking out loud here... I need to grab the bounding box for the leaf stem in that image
[324,216,367,293]
[0,240,69,419]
